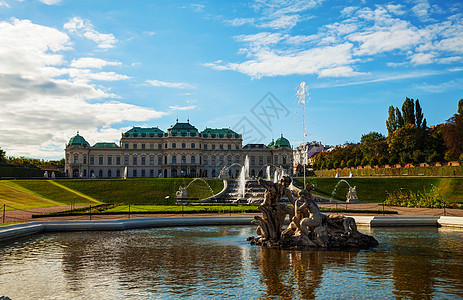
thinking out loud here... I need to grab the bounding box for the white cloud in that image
[0,18,166,159]
[226,18,255,26]
[39,0,61,5]
[0,1,9,7]
[71,57,122,69]
[169,105,198,111]
[207,2,463,80]
[145,79,196,89]
[206,43,357,78]
[64,17,117,49]
[415,79,462,93]
[190,4,205,12]
[412,0,433,21]
[258,14,300,30]
[410,52,434,64]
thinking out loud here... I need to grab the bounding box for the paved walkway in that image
[2,202,462,224]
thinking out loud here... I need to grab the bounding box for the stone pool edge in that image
[1,216,463,244]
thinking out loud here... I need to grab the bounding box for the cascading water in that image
[266,165,271,181]
[330,179,351,202]
[123,166,128,179]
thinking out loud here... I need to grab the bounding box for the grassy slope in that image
[57,178,224,205]
[14,180,100,206]
[294,177,463,203]
[0,181,60,210]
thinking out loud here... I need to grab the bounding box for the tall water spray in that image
[238,155,250,198]
[123,166,128,179]
[266,165,271,181]
[297,81,310,187]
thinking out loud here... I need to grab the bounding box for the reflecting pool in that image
[1,226,463,299]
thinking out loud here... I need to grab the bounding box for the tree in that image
[459,99,463,115]
[443,113,463,160]
[396,107,404,128]
[402,97,415,126]
[415,99,424,128]
[0,147,5,163]
[386,105,398,136]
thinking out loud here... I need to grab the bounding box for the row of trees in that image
[0,148,64,170]
[312,99,463,170]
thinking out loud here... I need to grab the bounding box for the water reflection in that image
[0,226,463,299]
[254,247,358,299]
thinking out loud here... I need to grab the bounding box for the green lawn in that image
[293,177,463,203]
[14,180,100,206]
[56,178,224,205]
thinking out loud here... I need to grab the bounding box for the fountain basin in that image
[1,225,463,299]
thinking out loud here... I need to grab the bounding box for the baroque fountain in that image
[247,176,378,249]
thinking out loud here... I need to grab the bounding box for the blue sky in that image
[0,0,462,159]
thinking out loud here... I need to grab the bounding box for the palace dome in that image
[68,132,90,148]
[274,135,291,149]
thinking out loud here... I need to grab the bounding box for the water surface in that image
[0,226,462,299]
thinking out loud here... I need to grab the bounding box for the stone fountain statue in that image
[247,180,378,250]
[346,186,359,203]
[176,186,188,199]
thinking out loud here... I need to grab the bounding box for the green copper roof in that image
[167,121,199,136]
[68,133,90,147]
[201,128,240,138]
[267,139,275,147]
[91,142,120,148]
[124,127,165,137]
[274,135,291,148]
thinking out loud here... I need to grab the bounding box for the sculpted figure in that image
[253,176,295,240]
[258,176,294,207]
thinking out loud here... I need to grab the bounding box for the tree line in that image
[312,98,463,170]
[0,148,64,170]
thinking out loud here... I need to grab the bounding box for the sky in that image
[0,0,462,160]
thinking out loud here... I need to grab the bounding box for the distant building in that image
[293,141,326,167]
[64,120,293,178]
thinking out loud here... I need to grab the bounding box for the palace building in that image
[65,120,293,179]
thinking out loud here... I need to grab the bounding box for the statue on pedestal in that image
[247,181,377,250]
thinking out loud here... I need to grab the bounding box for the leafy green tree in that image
[459,99,463,115]
[0,148,5,163]
[386,105,398,136]
[443,113,463,160]
[402,97,415,126]
[415,99,424,128]
[396,107,404,128]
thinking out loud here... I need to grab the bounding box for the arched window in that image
[172,156,177,164]
[181,155,186,164]
[108,170,112,178]
[191,156,195,164]
[98,170,103,178]
[116,169,121,177]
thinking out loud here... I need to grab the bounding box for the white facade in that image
[65,122,293,179]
